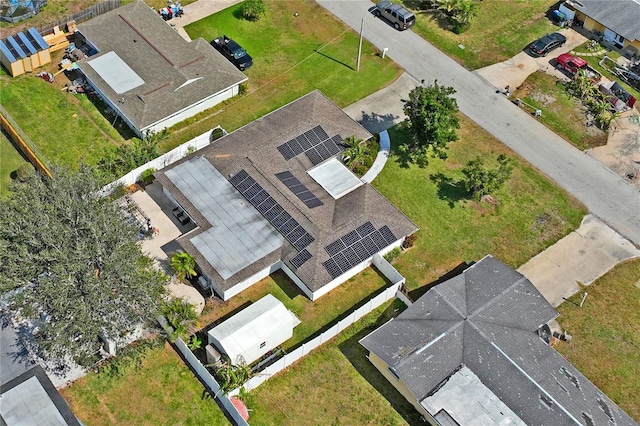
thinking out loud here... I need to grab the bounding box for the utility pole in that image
[357,18,364,72]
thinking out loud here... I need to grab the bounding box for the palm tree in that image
[341,136,368,172]
[436,0,459,16]
[171,252,197,281]
[454,0,478,26]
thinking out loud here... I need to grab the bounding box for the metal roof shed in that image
[207,294,300,365]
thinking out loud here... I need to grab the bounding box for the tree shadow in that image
[408,261,470,301]
[337,302,424,425]
[358,110,400,134]
[429,172,467,208]
[314,49,354,71]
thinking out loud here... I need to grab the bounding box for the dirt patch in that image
[530,92,556,106]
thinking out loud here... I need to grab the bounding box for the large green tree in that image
[401,80,460,167]
[0,167,167,368]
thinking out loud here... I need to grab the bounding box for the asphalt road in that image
[318,0,640,246]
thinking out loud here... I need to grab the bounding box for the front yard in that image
[407,0,558,70]
[555,258,640,422]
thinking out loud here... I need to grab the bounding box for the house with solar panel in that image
[155,90,418,301]
[359,255,638,426]
[73,0,247,138]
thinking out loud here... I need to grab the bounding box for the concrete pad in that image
[474,28,587,90]
[343,72,420,134]
[167,280,205,315]
[518,215,640,307]
[128,190,182,263]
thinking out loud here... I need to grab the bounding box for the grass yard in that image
[405,0,558,70]
[247,299,420,425]
[374,115,587,290]
[554,258,640,422]
[512,71,608,150]
[61,342,230,426]
[159,0,402,151]
[198,268,390,353]
[0,132,27,198]
[0,65,126,170]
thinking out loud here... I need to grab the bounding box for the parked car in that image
[374,1,415,31]
[555,53,602,82]
[528,33,566,57]
[211,35,253,71]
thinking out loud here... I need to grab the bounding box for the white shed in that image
[207,294,300,365]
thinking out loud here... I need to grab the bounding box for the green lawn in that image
[61,342,230,426]
[512,71,608,150]
[247,299,420,425]
[406,0,558,70]
[555,258,640,422]
[159,0,402,152]
[375,115,587,290]
[0,68,126,169]
[0,132,27,198]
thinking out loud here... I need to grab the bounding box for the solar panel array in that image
[275,171,323,209]
[229,170,315,256]
[323,222,397,279]
[277,125,344,165]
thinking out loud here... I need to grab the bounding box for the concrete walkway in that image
[361,130,390,183]
[517,215,640,307]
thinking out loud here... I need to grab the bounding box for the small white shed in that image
[207,294,300,365]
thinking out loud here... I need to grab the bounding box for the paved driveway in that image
[474,29,587,90]
[317,0,640,246]
[517,215,640,307]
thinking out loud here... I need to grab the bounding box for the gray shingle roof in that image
[76,0,247,132]
[360,255,638,426]
[155,91,418,295]
[566,0,640,42]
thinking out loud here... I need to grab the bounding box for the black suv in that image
[211,35,253,71]
[528,33,567,57]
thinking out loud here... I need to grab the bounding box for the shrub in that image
[384,247,401,263]
[139,167,156,184]
[403,233,417,249]
[239,0,265,21]
[15,163,35,182]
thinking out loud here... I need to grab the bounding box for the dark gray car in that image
[529,32,567,57]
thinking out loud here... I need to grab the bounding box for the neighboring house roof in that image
[208,294,300,364]
[155,90,418,296]
[565,0,640,42]
[360,255,637,426]
[0,365,81,426]
[0,320,35,384]
[76,0,247,133]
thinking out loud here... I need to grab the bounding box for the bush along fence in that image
[100,126,226,195]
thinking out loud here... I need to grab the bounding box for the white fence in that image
[229,281,402,396]
[174,337,250,426]
[100,127,224,194]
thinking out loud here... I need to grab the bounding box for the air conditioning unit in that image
[197,276,210,290]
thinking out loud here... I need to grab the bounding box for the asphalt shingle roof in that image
[155,91,418,295]
[360,255,638,426]
[566,0,640,42]
[76,0,247,132]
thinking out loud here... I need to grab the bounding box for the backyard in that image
[555,258,640,422]
[60,340,230,426]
